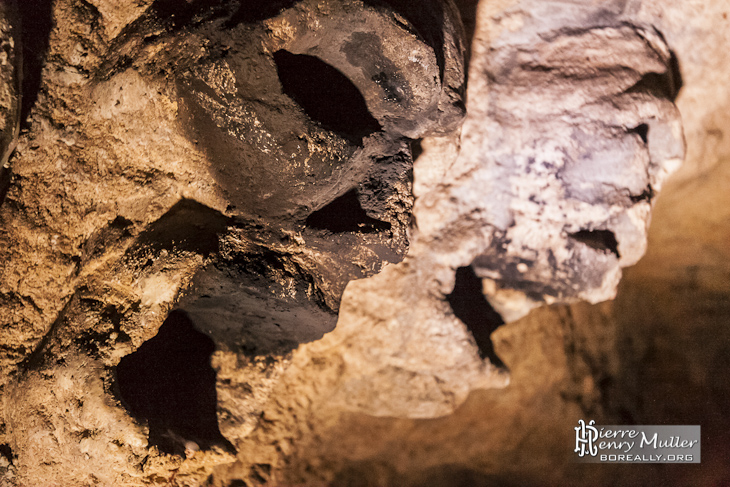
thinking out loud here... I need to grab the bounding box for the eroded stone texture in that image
[0,0,20,205]
[215,1,729,485]
[0,0,467,484]
[1,0,729,486]
[252,0,690,424]
[449,2,685,321]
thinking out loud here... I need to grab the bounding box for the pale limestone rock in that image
[449,2,685,320]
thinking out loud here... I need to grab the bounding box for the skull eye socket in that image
[273,49,382,145]
[568,229,620,259]
[115,310,234,455]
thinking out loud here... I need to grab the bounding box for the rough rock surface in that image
[464,15,685,320]
[0,0,20,206]
[0,0,729,486]
[0,0,471,484]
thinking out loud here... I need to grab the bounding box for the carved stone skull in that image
[128,0,466,352]
[106,0,468,447]
[451,2,686,320]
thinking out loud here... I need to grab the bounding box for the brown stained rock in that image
[209,1,728,486]
[0,0,20,206]
[260,0,688,423]
[228,1,729,486]
[0,0,466,484]
[1,0,729,486]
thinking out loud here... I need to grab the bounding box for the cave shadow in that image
[447,266,507,369]
[273,50,382,145]
[19,0,53,127]
[0,0,53,207]
[127,199,232,257]
[451,0,479,66]
[331,461,521,487]
[115,310,235,456]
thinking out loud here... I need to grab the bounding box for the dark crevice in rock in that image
[629,123,649,144]
[626,66,681,101]
[82,216,134,263]
[453,0,478,69]
[0,443,13,463]
[273,50,381,145]
[19,0,53,127]
[249,463,272,484]
[149,0,228,31]
[630,185,655,204]
[0,165,11,208]
[19,296,76,371]
[667,50,683,101]
[447,266,506,368]
[410,139,424,162]
[306,189,391,234]
[115,310,234,455]
[568,229,620,258]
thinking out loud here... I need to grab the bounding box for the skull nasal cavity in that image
[306,190,391,233]
[115,310,232,454]
[273,50,381,144]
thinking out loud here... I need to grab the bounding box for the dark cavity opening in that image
[0,444,13,464]
[149,0,228,31]
[627,53,682,102]
[19,0,53,127]
[410,139,424,162]
[115,310,234,456]
[569,229,620,258]
[453,0,479,67]
[668,51,683,101]
[0,163,11,208]
[306,189,391,234]
[273,50,381,144]
[130,199,232,256]
[629,123,649,145]
[630,185,655,204]
[447,266,506,368]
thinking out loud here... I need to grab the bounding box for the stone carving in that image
[0,0,700,485]
[301,0,686,420]
[0,0,468,484]
[462,7,686,320]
